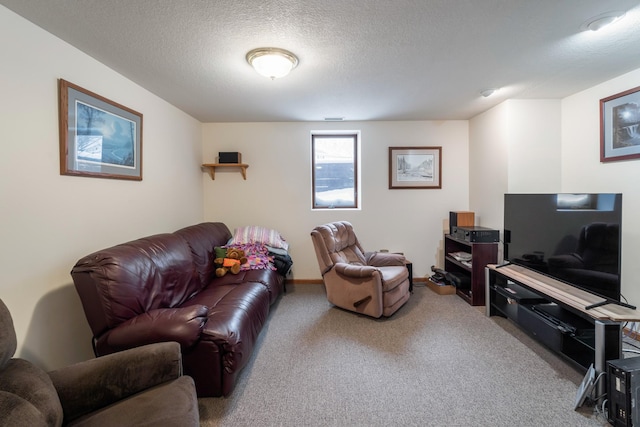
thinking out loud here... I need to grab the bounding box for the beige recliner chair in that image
[310,221,411,318]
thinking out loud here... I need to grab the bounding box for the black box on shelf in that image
[218,152,241,163]
[453,226,499,243]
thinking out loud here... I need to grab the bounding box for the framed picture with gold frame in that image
[389,146,441,189]
[59,79,143,180]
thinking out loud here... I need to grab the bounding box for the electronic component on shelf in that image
[452,226,499,243]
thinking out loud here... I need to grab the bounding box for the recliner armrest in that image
[334,262,377,277]
[102,305,208,352]
[365,252,406,267]
[49,342,183,423]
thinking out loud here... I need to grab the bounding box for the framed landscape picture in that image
[59,79,143,180]
[600,85,640,163]
[389,146,441,189]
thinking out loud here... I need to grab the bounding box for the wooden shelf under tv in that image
[202,163,249,180]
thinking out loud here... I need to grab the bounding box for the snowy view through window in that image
[313,134,357,209]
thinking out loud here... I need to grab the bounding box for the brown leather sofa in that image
[71,222,286,397]
[0,299,199,426]
[311,221,411,318]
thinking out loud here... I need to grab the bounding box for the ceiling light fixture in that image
[581,11,626,32]
[246,47,299,79]
[480,88,498,98]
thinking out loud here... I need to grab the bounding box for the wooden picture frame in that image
[59,79,143,180]
[600,85,640,163]
[389,146,441,189]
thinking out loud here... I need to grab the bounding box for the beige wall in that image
[0,7,203,368]
[469,101,509,232]
[561,68,640,306]
[469,71,640,308]
[202,121,470,280]
[469,99,561,261]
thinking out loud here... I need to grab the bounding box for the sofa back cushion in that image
[72,233,200,336]
[174,222,232,286]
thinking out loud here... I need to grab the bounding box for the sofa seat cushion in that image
[213,270,284,305]
[65,376,198,427]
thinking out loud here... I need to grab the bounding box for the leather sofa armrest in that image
[105,305,209,351]
[365,252,406,267]
[334,262,377,278]
[49,342,183,422]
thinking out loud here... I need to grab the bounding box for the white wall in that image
[469,70,640,308]
[469,101,509,231]
[0,6,203,369]
[469,99,561,261]
[505,99,562,193]
[202,121,469,280]
[561,68,640,306]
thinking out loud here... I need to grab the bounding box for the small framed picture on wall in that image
[388,146,442,189]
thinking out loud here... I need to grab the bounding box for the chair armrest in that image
[365,252,406,267]
[334,262,377,278]
[105,305,208,351]
[49,342,183,422]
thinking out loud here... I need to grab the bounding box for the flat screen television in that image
[503,193,622,302]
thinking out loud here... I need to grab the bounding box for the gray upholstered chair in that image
[0,298,199,427]
[311,221,411,318]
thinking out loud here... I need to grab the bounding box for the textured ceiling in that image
[2,0,640,122]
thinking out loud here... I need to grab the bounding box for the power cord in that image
[593,398,608,423]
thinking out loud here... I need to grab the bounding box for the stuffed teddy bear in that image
[214,247,248,277]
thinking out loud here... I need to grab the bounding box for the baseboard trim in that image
[285,277,427,285]
[285,279,324,285]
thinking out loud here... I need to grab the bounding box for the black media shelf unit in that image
[444,234,497,306]
[485,264,622,374]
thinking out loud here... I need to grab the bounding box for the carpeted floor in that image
[197,283,611,426]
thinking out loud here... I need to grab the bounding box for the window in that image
[312,132,360,209]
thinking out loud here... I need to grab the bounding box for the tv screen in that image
[504,193,622,301]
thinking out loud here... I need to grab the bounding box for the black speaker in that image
[218,152,240,163]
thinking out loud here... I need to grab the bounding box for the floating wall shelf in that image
[202,163,249,180]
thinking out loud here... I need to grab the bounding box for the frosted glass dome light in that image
[246,48,299,79]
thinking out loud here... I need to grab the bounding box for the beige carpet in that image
[198,283,610,426]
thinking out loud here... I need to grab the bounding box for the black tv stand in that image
[486,264,640,401]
